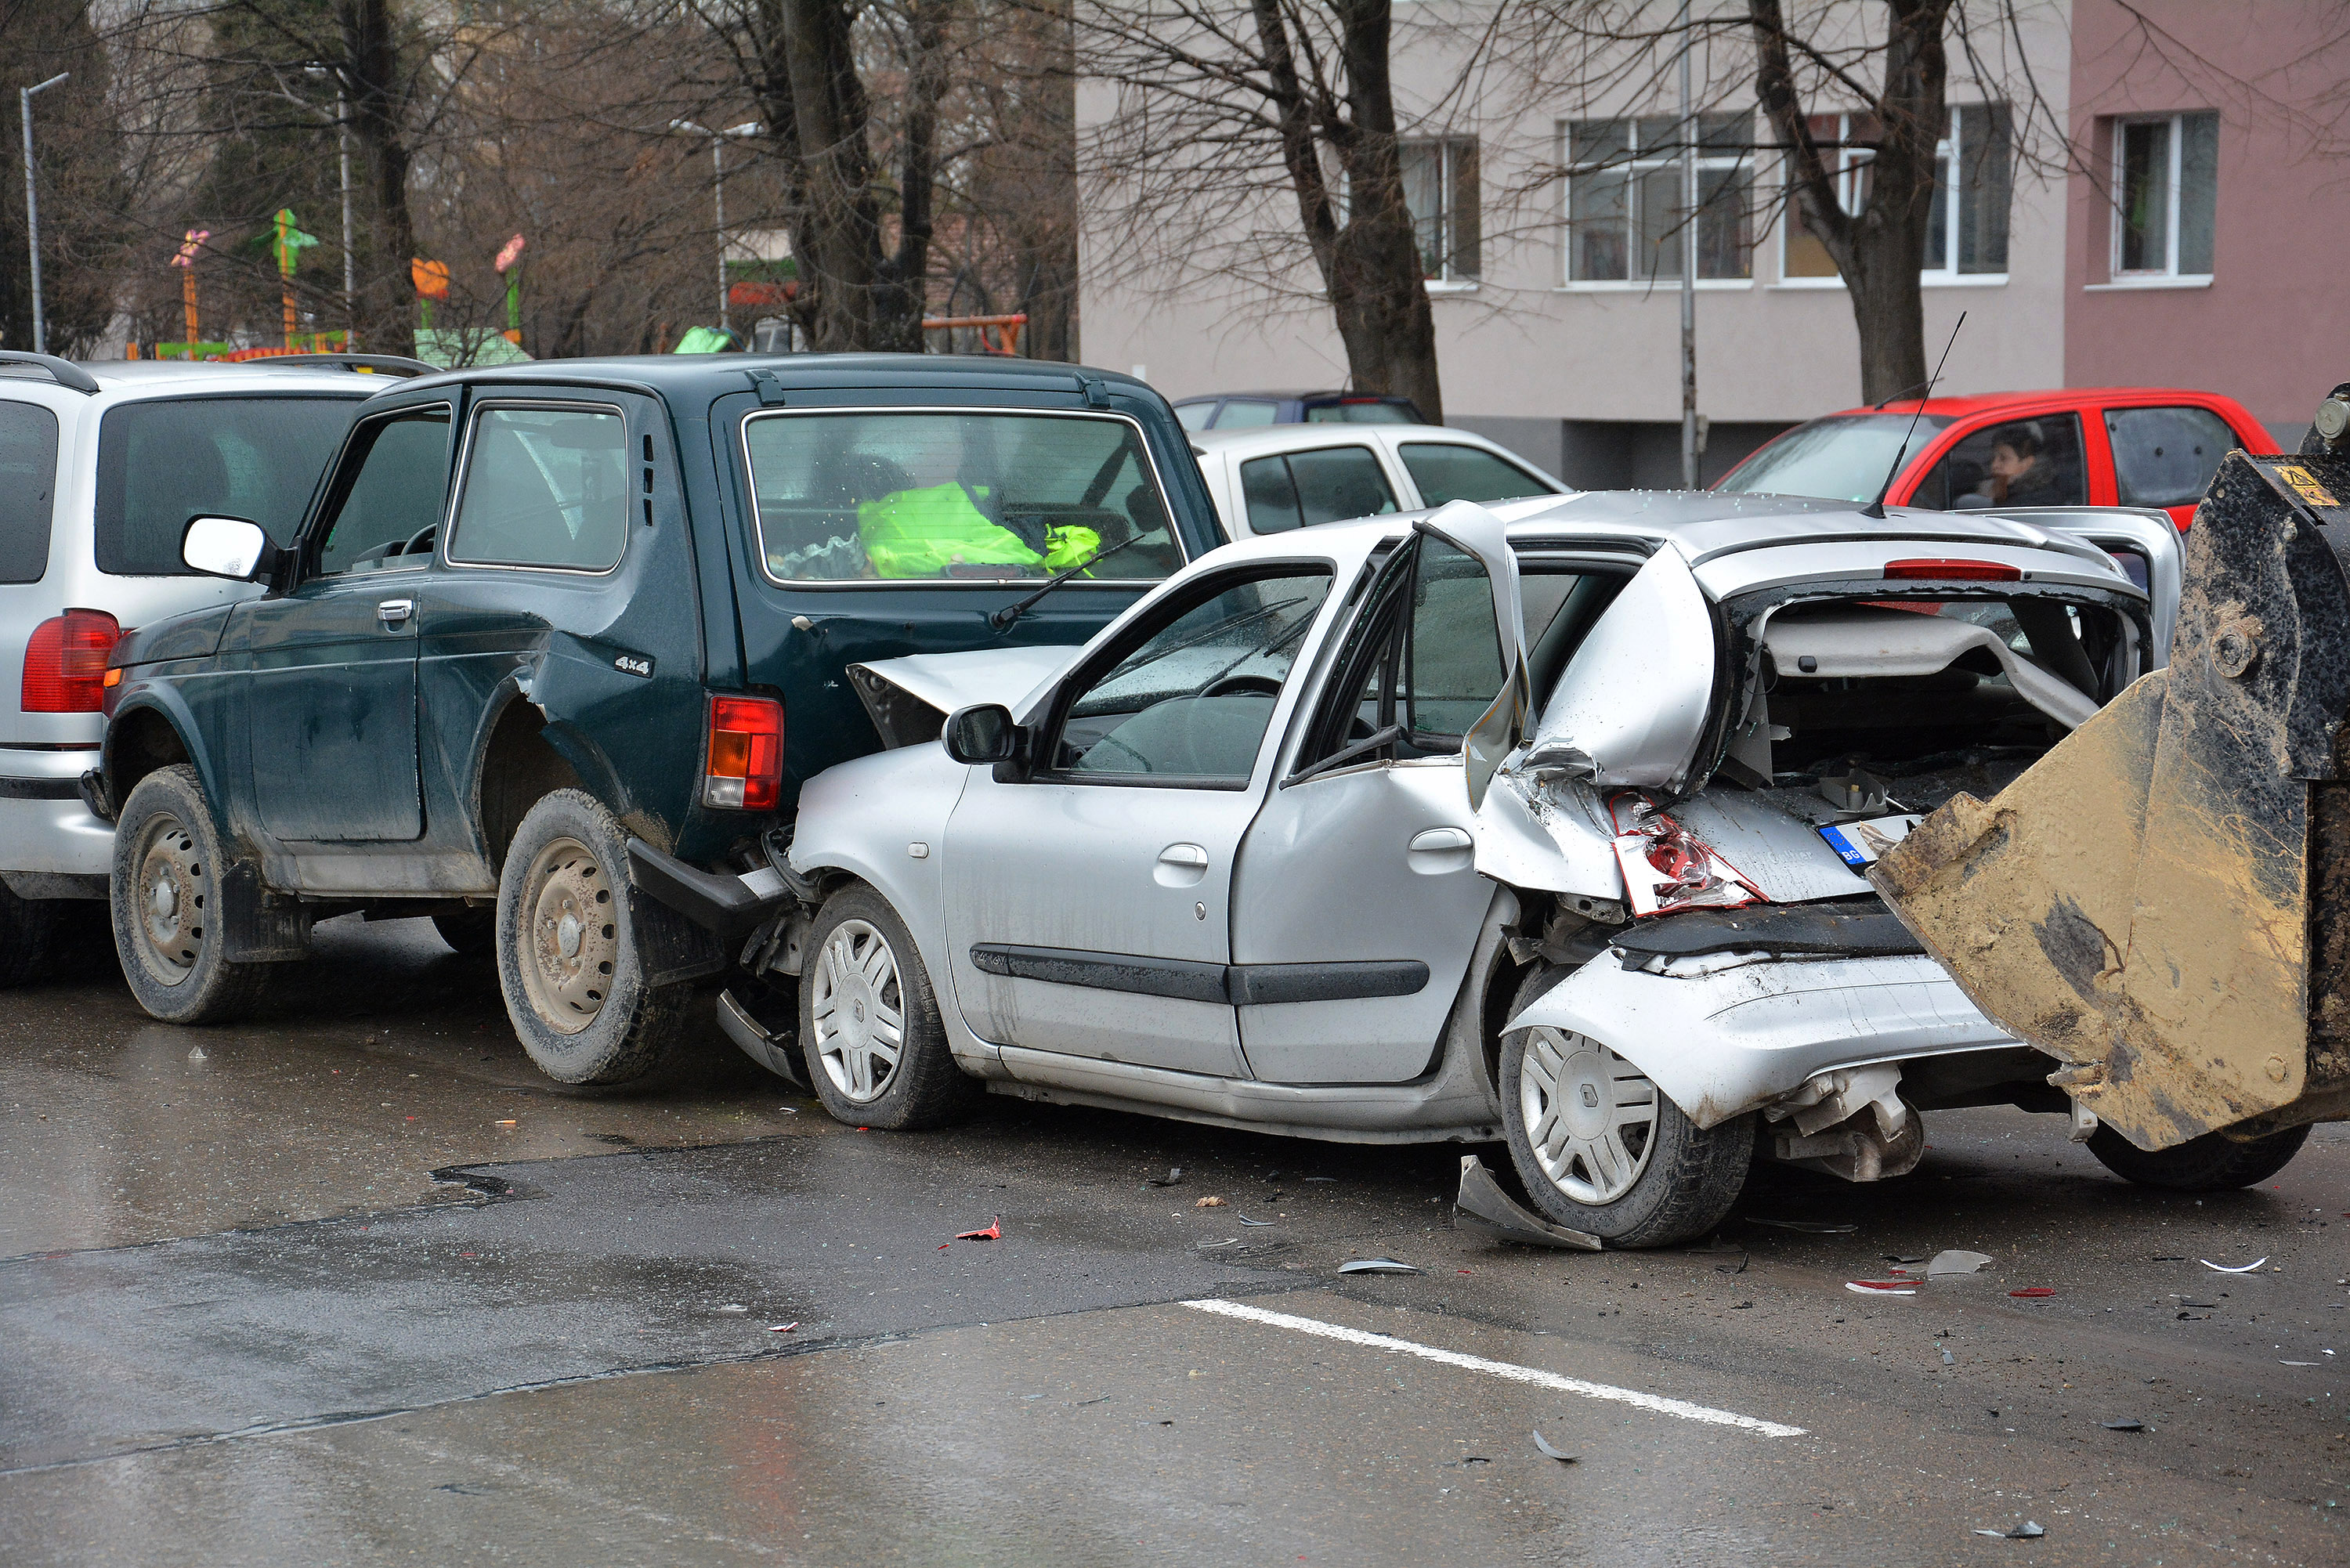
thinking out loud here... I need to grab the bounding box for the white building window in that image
[2112,112,2218,280]
[1781,104,2011,284]
[1401,139,1480,284]
[1564,114,1753,283]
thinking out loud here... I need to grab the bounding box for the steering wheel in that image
[1201,674,1283,700]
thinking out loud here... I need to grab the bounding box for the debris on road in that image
[1748,1219,1856,1234]
[1894,1250,1993,1277]
[1531,1430,1578,1462]
[1195,1196,1227,1209]
[1452,1156,1602,1251]
[1940,1346,1955,1365]
[767,1322,798,1334]
[1237,1215,1274,1227]
[955,1217,1002,1241]
[716,1303,748,1314]
[2202,1257,2269,1274]
[2008,1288,2055,1299]
[1847,1281,1916,1295]
[187,1046,207,1061]
[1973,1522,2046,1539]
[1339,1258,1423,1275]
[1146,1168,1184,1187]
[494,1118,516,1127]
[2100,1418,2146,1432]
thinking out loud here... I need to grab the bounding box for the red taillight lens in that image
[704,694,783,810]
[21,609,123,714]
[1883,558,2022,583]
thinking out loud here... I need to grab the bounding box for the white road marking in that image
[1181,1297,1806,1438]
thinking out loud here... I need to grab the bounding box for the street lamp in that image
[19,71,68,355]
[669,119,761,334]
[303,66,357,338]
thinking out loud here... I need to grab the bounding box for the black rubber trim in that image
[0,776,82,800]
[625,836,787,949]
[969,944,1430,1006]
[1607,898,1924,961]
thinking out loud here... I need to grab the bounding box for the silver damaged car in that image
[773,490,2181,1246]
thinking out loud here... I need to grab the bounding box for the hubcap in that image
[1519,1028,1659,1206]
[519,837,616,1035]
[810,918,904,1104]
[128,812,205,985]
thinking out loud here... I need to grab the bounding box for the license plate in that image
[1818,814,1923,870]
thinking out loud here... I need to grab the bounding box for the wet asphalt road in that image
[3,916,2347,1566]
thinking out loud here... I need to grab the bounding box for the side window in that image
[0,401,59,585]
[1406,536,1506,743]
[447,406,629,572]
[1400,442,1549,505]
[1238,448,1397,533]
[2105,406,2237,509]
[315,406,453,576]
[1213,399,1278,429]
[1174,402,1216,432]
[1049,569,1332,785]
[1915,413,2087,511]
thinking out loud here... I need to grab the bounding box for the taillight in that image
[704,694,783,809]
[21,609,122,713]
[1882,558,2022,582]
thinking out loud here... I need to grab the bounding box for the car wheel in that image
[1500,1004,1754,1248]
[2085,1121,2309,1191]
[801,883,978,1130]
[110,764,273,1024]
[432,907,497,959]
[495,789,695,1088]
[0,880,67,988]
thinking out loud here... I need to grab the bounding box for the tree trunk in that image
[1011,0,1079,361]
[1748,0,1948,406]
[341,0,417,356]
[1252,0,1442,420]
[873,0,952,352]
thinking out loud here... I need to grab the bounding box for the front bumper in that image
[0,751,112,881]
[1503,949,2020,1129]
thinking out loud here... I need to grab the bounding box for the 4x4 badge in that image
[613,652,653,678]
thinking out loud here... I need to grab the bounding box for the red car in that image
[1716,387,2271,530]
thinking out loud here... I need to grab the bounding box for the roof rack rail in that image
[0,351,100,394]
[258,352,436,378]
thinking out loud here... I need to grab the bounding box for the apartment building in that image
[1079,2,2347,484]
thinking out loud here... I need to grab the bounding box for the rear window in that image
[1304,399,1419,425]
[743,410,1186,583]
[94,395,358,576]
[1400,441,1550,505]
[0,401,59,585]
[1718,413,1954,503]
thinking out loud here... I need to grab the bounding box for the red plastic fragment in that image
[1849,1280,1912,1291]
[937,1242,950,1250]
[956,1217,1003,1241]
[2009,1287,2055,1299]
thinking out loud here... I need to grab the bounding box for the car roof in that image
[1188,424,1506,458]
[1818,387,2238,420]
[382,351,1146,404]
[1,361,382,396]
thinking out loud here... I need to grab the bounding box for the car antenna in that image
[989,532,1150,630]
[1860,311,1965,521]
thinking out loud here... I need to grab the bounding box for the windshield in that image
[743,410,1185,583]
[1716,414,1954,504]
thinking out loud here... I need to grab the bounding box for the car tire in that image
[495,789,696,1088]
[432,907,497,959]
[800,883,978,1130]
[1499,975,1754,1248]
[2085,1122,2310,1191]
[110,764,273,1024]
[0,880,67,988]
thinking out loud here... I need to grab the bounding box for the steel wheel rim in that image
[519,836,616,1035]
[811,918,905,1104]
[129,811,205,986]
[1519,1027,1658,1206]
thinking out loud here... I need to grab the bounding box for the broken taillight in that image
[704,694,783,810]
[21,609,122,713]
[1882,558,2021,582]
[1607,793,1762,917]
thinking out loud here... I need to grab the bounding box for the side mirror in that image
[942,703,1020,765]
[182,515,273,580]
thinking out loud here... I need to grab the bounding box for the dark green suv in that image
[96,354,1220,1085]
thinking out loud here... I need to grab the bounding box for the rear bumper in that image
[1503,950,2020,1129]
[0,752,112,881]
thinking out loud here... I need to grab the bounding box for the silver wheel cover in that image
[1518,1027,1659,1206]
[811,918,905,1104]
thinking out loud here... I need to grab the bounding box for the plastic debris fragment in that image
[1339,1258,1422,1274]
[187,1046,207,1061]
[1918,1250,1993,1277]
[2008,1287,2055,1299]
[1941,1346,1955,1365]
[955,1217,1001,1241]
[1453,1156,1602,1250]
[2099,1418,2146,1431]
[1973,1523,2045,1539]
[766,1322,798,1334]
[2200,1257,2269,1273]
[1237,1216,1274,1227]
[716,1303,748,1313]
[1146,1167,1184,1187]
[1748,1219,1857,1233]
[1532,1430,1578,1462]
[1847,1281,1916,1295]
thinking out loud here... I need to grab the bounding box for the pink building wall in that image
[2066,2,2350,439]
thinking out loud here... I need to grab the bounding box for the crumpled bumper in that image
[1502,949,2019,1129]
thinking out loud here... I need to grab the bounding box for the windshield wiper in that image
[989,533,1151,630]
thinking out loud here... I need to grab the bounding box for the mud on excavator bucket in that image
[1872,429,2350,1153]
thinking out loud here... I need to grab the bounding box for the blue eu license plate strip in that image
[1817,814,1923,871]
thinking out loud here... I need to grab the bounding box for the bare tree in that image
[1071,1,1470,417]
[1,0,132,353]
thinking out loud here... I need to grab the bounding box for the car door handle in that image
[377,598,414,627]
[1155,842,1211,889]
[1158,844,1209,868]
[1408,828,1472,853]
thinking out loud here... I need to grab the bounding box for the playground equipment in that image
[273,208,320,349]
[495,233,526,345]
[922,313,1026,356]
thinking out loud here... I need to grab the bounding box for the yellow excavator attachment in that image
[1873,432,2350,1151]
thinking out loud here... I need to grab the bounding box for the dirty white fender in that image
[1502,950,2019,1129]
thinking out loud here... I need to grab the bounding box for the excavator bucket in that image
[1872,444,2350,1151]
